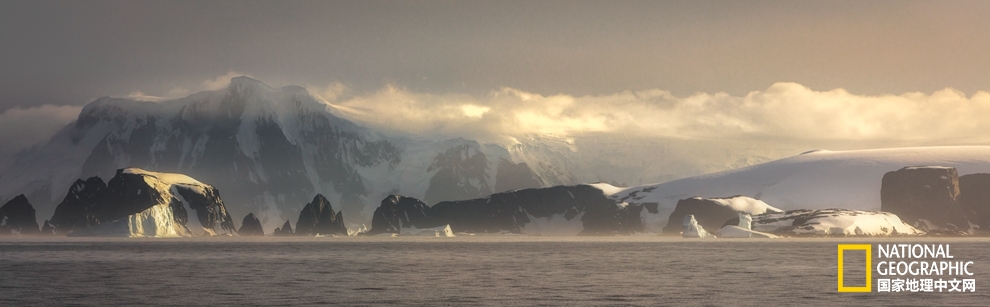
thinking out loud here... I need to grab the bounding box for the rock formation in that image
[294,194,348,236]
[49,168,236,237]
[366,184,644,236]
[957,173,990,231]
[367,195,439,236]
[880,166,971,232]
[273,220,293,236]
[662,196,780,235]
[0,195,40,235]
[45,177,106,234]
[239,213,265,236]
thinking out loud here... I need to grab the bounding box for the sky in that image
[1,0,990,160]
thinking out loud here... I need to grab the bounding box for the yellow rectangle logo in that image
[838,244,872,292]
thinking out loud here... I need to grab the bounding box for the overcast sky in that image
[1,0,989,156]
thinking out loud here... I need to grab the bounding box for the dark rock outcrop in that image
[47,168,236,236]
[174,185,236,235]
[273,220,293,236]
[294,194,348,236]
[368,185,644,235]
[239,213,265,236]
[0,195,40,235]
[662,196,761,235]
[367,195,440,235]
[880,166,971,231]
[958,173,990,231]
[41,220,56,235]
[46,177,107,234]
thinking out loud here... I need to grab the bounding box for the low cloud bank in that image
[319,82,990,146]
[4,76,989,167]
[0,104,83,153]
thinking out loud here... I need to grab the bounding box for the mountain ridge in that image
[0,77,571,231]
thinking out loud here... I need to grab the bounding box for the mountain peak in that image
[228,76,273,94]
[229,75,266,86]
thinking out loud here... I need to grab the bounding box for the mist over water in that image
[1,237,988,306]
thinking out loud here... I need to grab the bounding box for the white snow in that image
[611,146,990,229]
[9,74,990,232]
[706,196,782,215]
[753,209,923,236]
[127,167,218,236]
[718,226,779,238]
[347,224,369,236]
[903,166,956,170]
[587,182,625,196]
[68,202,191,237]
[639,206,673,234]
[717,213,778,238]
[123,168,207,193]
[68,168,228,237]
[171,185,207,236]
[682,215,715,238]
[400,224,455,237]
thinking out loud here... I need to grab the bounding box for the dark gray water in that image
[1,236,988,306]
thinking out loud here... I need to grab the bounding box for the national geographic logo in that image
[837,244,976,293]
[837,244,872,292]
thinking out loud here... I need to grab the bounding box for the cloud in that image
[0,104,82,154]
[323,82,990,146]
[119,72,248,101]
[125,91,167,102]
[167,87,190,97]
[202,70,249,91]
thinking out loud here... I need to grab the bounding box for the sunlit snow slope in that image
[605,146,990,230]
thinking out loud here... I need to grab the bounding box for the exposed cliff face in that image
[46,177,106,234]
[239,213,265,236]
[368,185,645,235]
[367,195,438,235]
[49,168,236,237]
[294,194,347,236]
[661,196,781,235]
[880,166,971,232]
[273,220,293,236]
[0,195,40,235]
[958,173,990,231]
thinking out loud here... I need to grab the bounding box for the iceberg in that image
[682,215,715,238]
[718,213,778,238]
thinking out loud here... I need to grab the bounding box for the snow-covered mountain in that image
[0,77,584,231]
[8,76,990,235]
[607,146,990,231]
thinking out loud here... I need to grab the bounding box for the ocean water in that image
[1,236,989,306]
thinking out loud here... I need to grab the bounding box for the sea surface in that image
[1,236,989,306]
